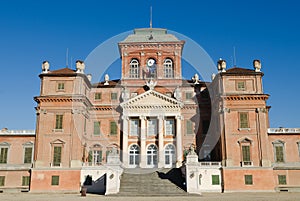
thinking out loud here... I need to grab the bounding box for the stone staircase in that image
[115,168,189,196]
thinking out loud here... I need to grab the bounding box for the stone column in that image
[176,115,183,167]
[139,116,147,168]
[158,115,165,168]
[122,116,129,168]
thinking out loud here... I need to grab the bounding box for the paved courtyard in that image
[0,192,299,201]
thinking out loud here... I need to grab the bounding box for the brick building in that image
[0,27,299,193]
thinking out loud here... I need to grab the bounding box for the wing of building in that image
[0,27,300,194]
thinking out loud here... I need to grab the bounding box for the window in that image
[186,92,193,100]
[94,93,102,100]
[0,147,8,164]
[146,58,157,78]
[186,120,193,135]
[239,113,249,129]
[88,145,102,166]
[163,58,174,78]
[273,141,285,163]
[111,92,118,100]
[53,146,62,167]
[130,118,140,136]
[110,121,117,135]
[297,142,300,158]
[237,81,246,91]
[0,176,5,186]
[51,176,59,186]
[129,144,139,166]
[147,144,158,166]
[212,175,220,185]
[244,175,253,185]
[165,118,175,136]
[24,147,33,164]
[242,145,251,162]
[55,114,63,130]
[57,83,65,91]
[147,118,157,136]
[165,144,175,166]
[22,176,30,186]
[94,121,101,136]
[129,59,139,78]
[202,120,210,135]
[278,175,287,185]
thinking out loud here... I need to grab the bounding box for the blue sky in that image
[0,0,299,129]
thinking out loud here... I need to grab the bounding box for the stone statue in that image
[42,61,50,73]
[217,59,226,72]
[253,59,262,72]
[104,74,109,85]
[121,87,130,101]
[174,86,182,101]
[192,73,200,84]
[76,60,85,73]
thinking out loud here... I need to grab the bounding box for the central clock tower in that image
[118,28,185,87]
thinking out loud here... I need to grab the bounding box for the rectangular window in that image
[186,120,193,135]
[94,92,102,100]
[53,146,62,166]
[239,113,249,129]
[244,175,253,185]
[94,121,101,136]
[130,119,139,136]
[0,147,8,164]
[93,150,102,165]
[0,176,5,186]
[237,81,246,91]
[111,92,117,100]
[275,145,284,162]
[22,176,30,186]
[55,114,63,129]
[24,147,33,164]
[51,175,59,186]
[186,92,193,100]
[212,175,220,185]
[202,120,210,135]
[147,118,157,136]
[165,118,175,135]
[278,175,287,185]
[242,145,251,161]
[110,121,117,135]
[57,83,65,91]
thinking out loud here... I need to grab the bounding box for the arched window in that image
[165,144,175,167]
[163,58,174,78]
[129,59,139,78]
[129,144,139,167]
[147,144,158,167]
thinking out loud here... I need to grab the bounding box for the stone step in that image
[118,168,187,196]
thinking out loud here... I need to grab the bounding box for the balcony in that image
[268,128,300,134]
[241,161,253,167]
[0,129,35,135]
[199,161,221,167]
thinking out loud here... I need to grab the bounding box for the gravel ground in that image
[0,192,299,201]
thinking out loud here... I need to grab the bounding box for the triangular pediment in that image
[121,90,183,110]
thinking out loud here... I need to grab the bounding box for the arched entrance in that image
[165,144,176,168]
[147,144,158,168]
[128,144,139,168]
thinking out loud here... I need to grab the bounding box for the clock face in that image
[147,59,155,67]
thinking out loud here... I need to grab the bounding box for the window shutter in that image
[53,146,62,166]
[242,146,250,161]
[0,148,8,164]
[110,121,117,135]
[24,147,33,163]
[94,122,101,135]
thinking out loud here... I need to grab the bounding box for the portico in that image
[120,89,184,168]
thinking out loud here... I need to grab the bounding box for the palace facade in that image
[0,27,300,194]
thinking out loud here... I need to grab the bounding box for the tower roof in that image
[120,28,180,43]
